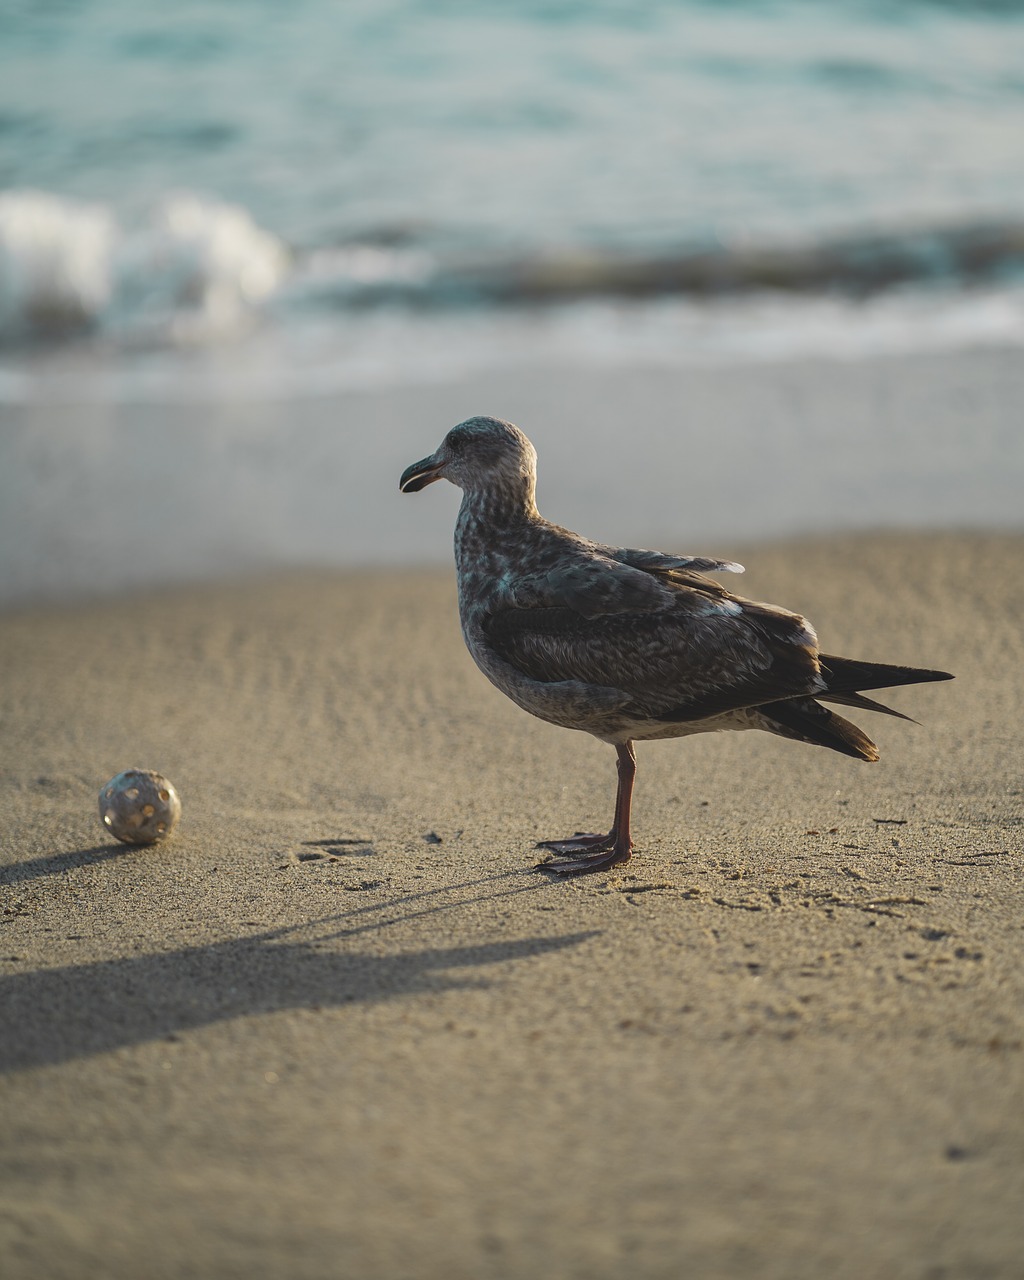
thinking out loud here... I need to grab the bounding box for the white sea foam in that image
[0,192,116,339]
[0,190,287,344]
[288,244,437,298]
[3,280,1021,407]
[109,194,288,342]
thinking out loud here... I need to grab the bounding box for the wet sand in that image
[3,344,1023,607]
[1,528,1022,1279]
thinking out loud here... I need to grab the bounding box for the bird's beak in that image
[400,453,446,493]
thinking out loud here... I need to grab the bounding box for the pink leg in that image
[536,742,636,876]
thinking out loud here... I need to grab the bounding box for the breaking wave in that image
[0,190,287,344]
[3,187,1024,355]
[449,221,1024,305]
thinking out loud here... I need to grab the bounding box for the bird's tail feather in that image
[818,690,916,722]
[759,698,880,761]
[819,654,953,694]
[759,655,952,760]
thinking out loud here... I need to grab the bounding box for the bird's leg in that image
[536,741,636,875]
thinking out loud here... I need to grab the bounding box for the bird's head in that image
[400,416,538,508]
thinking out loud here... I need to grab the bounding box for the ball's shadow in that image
[1,842,134,886]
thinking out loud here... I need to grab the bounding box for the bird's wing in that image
[506,544,676,618]
[611,547,745,577]
[484,577,822,721]
[504,531,743,620]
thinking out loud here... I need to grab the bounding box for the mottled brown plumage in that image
[400,416,953,875]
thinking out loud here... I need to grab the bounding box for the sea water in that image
[3,0,1024,377]
[1,0,1023,600]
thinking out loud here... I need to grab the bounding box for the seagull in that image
[400,416,953,876]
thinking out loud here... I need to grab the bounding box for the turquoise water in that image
[2,3,1024,598]
[2,0,1024,379]
[6,0,1024,250]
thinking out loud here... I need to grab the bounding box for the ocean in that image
[4,0,1024,384]
[1,0,1023,602]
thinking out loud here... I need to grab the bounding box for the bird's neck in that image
[454,480,540,572]
[460,473,539,527]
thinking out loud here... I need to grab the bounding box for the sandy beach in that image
[5,2,1024,1271]
[1,517,1022,1278]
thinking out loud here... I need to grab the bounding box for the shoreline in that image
[2,344,1023,610]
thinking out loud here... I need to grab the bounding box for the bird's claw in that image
[535,843,633,877]
[535,831,615,856]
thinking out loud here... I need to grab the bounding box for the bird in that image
[399,415,953,876]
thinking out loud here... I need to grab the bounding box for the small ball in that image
[99,768,181,846]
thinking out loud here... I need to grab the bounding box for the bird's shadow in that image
[0,867,595,1074]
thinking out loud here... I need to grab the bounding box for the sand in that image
[1,524,1022,1279]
